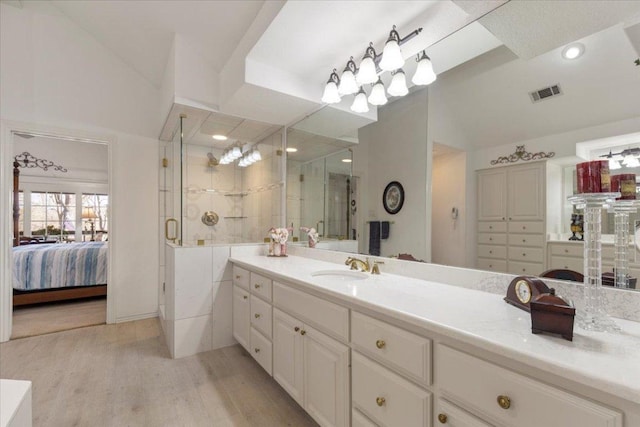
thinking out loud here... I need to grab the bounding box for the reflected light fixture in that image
[321,69,341,104]
[387,69,408,97]
[609,158,622,170]
[286,147,298,153]
[600,148,640,169]
[322,24,428,112]
[338,57,359,95]
[342,158,352,163]
[379,25,404,71]
[412,50,437,85]
[212,134,228,141]
[351,87,369,113]
[368,78,388,106]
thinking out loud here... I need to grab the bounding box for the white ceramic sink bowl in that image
[311,269,368,281]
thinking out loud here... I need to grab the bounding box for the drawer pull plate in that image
[438,413,448,424]
[376,397,386,407]
[497,395,511,410]
[376,339,386,349]
[294,326,300,332]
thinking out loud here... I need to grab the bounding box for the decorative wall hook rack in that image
[490,145,555,165]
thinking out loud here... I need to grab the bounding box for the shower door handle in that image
[316,220,324,237]
[165,218,178,243]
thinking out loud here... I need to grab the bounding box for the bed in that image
[12,242,108,306]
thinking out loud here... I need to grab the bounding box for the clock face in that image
[515,280,532,304]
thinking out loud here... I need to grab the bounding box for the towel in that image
[369,221,381,256]
[381,221,390,240]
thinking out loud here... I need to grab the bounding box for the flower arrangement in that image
[300,227,319,248]
[268,227,290,256]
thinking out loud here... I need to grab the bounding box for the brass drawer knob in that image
[376,340,386,349]
[254,284,261,289]
[438,413,448,424]
[254,313,261,319]
[294,327,300,332]
[235,275,241,279]
[497,395,511,409]
[522,253,526,256]
[300,330,306,335]
[254,348,260,353]
[376,397,386,407]
[243,295,248,300]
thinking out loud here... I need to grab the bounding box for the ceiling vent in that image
[529,84,562,103]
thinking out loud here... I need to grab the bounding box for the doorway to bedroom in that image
[10,132,109,339]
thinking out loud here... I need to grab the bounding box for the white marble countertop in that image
[230,255,640,404]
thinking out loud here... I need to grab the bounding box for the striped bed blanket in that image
[12,242,108,291]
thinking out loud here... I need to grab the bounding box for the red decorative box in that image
[611,174,636,200]
[576,160,611,193]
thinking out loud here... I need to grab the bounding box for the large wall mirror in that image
[284,1,640,293]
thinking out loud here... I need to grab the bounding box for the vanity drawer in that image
[352,409,377,427]
[273,282,349,342]
[476,258,507,273]
[437,345,622,427]
[351,311,431,386]
[508,233,544,247]
[477,245,507,260]
[250,327,272,375]
[508,221,543,234]
[477,222,506,233]
[507,260,543,275]
[233,266,250,291]
[435,399,492,427]
[250,272,272,302]
[548,256,583,273]
[352,352,431,427]
[508,246,543,263]
[250,294,272,339]
[478,233,506,245]
[549,244,582,257]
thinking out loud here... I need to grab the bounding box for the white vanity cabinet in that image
[477,162,546,275]
[232,285,250,350]
[437,345,622,427]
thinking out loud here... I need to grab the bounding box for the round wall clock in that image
[383,181,405,214]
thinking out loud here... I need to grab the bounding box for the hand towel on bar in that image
[369,221,381,256]
[381,221,390,239]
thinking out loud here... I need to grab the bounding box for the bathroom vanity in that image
[229,253,640,427]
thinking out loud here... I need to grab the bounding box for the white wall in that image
[1,3,160,324]
[358,89,430,260]
[431,151,467,267]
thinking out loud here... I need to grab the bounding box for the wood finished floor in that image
[11,297,107,339]
[0,318,318,427]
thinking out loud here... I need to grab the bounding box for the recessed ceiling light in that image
[561,43,585,60]
[212,134,228,141]
[286,147,298,153]
[342,158,352,163]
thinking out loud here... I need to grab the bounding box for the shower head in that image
[207,152,219,167]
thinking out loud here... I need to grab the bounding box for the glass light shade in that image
[232,147,242,159]
[412,54,437,85]
[321,81,341,104]
[623,156,640,167]
[251,149,262,162]
[357,57,377,85]
[368,79,388,106]
[379,40,404,71]
[351,89,369,113]
[387,70,408,97]
[609,158,622,170]
[338,70,358,95]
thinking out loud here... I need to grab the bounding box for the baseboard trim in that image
[115,312,158,323]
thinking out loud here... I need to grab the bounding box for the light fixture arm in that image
[326,68,340,85]
[600,147,640,159]
[344,56,358,74]
[398,27,423,44]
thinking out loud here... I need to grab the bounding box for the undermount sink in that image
[311,269,368,281]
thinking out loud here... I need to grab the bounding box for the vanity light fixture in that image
[322,25,427,109]
[286,147,298,153]
[212,134,228,141]
[412,50,437,85]
[562,43,585,60]
[600,147,640,169]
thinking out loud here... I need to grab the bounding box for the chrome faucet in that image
[345,256,370,272]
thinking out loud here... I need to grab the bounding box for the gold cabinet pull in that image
[254,348,260,353]
[300,329,306,336]
[243,295,248,300]
[294,327,300,332]
[376,397,386,407]
[438,413,448,424]
[164,218,178,243]
[376,340,386,349]
[254,284,261,289]
[497,395,511,409]
[254,313,261,319]
[235,275,241,279]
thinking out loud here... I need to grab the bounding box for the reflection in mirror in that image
[179,109,283,245]
[286,110,358,253]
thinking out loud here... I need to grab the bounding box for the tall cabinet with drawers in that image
[477,162,546,275]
